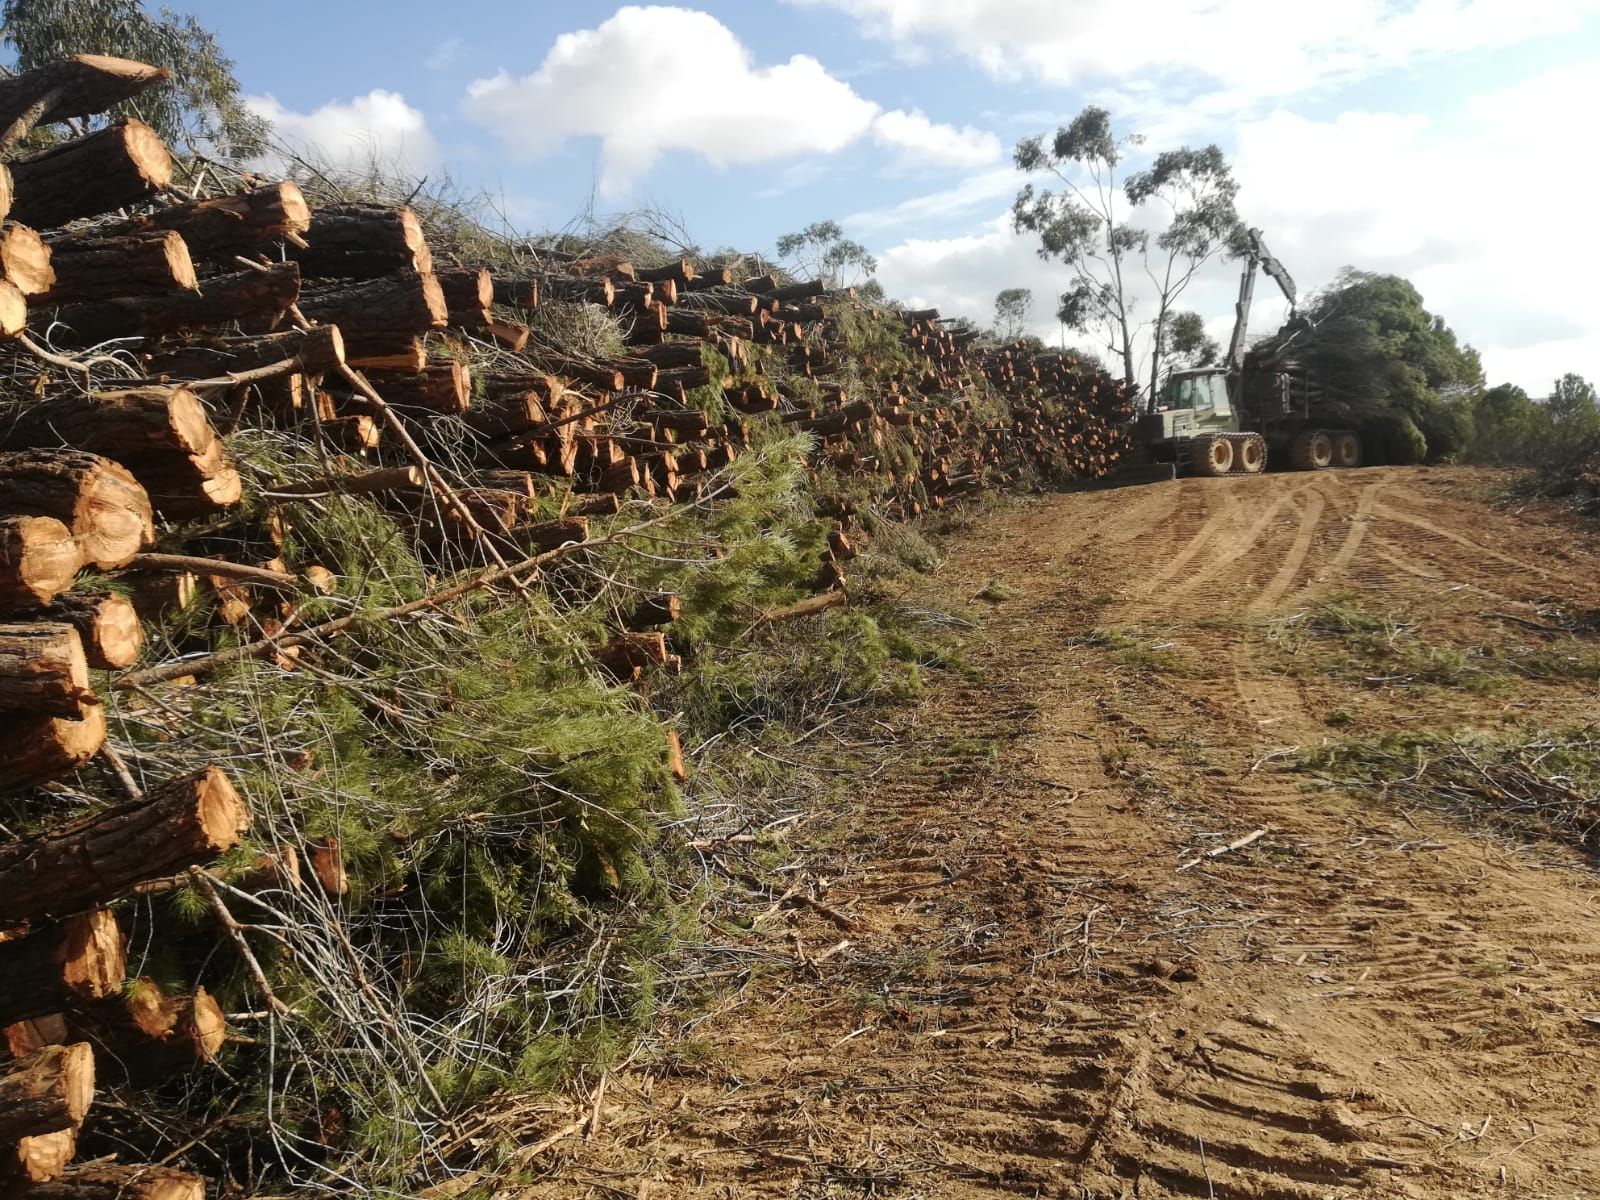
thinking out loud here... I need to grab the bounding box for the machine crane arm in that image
[1225,227,1298,371]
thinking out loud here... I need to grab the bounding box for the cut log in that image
[0,1043,93,1145]
[144,324,345,380]
[3,1015,69,1060]
[52,261,299,343]
[0,767,250,926]
[137,180,311,259]
[0,622,94,719]
[596,632,669,681]
[298,272,446,357]
[365,362,471,415]
[37,230,195,303]
[480,317,531,351]
[436,266,493,317]
[0,55,169,152]
[9,120,172,228]
[0,389,237,518]
[626,593,681,629]
[0,911,125,1027]
[0,224,54,295]
[345,335,426,372]
[306,837,347,897]
[10,1126,75,1185]
[23,593,142,670]
[75,978,224,1084]
[291,203,432,279]
[13,1163,204,1200]
[0,705,106,794]
[490,275,539,309]
[0,278,27,336]
[271,466,423,498]
[119,570,196,622]
[665,728,687,782]
[0,517,81,611]
[762,591,848,622]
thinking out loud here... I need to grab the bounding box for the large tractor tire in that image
[1331,431,1361,469]
[1234,433,1267,474]
[1290,430,1334,471]
[1192,435,1234,477]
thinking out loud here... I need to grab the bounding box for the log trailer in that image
[1132,229,1361,476]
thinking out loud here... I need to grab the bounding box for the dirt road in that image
[535,467,1600,1199]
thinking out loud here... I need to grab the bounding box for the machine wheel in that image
[1331,431,1361,469]
[1192,435,1234,477]
[1290,430,1334,471]
[1234,434,1267,474]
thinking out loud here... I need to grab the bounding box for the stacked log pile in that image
[0,51,1133,1196]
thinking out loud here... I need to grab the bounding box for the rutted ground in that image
[523,466,1600,1199]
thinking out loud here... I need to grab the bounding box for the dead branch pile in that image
[0,53,1133,1198]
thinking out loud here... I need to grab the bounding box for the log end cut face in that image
[57,908,127,1001]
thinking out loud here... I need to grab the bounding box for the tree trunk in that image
[0,54,169,152]
[136,181,310,260]
[0,1043,93,1145]
[21,593,142,671]
[0,224,53,296]
[298,272,446,358]
[291,202,432,279]
[0,706,106,795]
[0,518,81,612]
[0,622,94,719]
[9,120,171,229]
[146,324,344,381]
[37,231,195,303]
[0,911,125,1027]
[13,1163,204,1200]
[0,767,249,926]
[364,362,471,415]
[50,261,299,344]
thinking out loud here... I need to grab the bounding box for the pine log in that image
[480,317,530,351]
[0,911,125,1027]
[461,391,549,438]
[10,1126,75,1185]
[37,230,195,303]
[0,767,250,926]
[637,259,696,285]
[626,593,681,629]
[0,1043,93,1145]
[345,336,427,372]
[762,591,848,622]
[0,517,82,611]
[292,203,432,279]
[306,837,347,896]
[665,728,687,782]
[436,266,493,316]
[0,165,10,225]
[144,324,345,380]
[541,276,614,306]
[119,570,196,622]
[270,465,424,498]
[365,362,471,415]
[298,272,446,356]
[14,1163,204,1200]
[0,224,53,295]
[0,622,94,718]
[596,632,669,681]
[22,593,142,670]
[52,260,299,343]
[490,275,539,309]
[9,120,172,228]
[75,978,224,1084]
[518,517,588,554]
[0,55,169,152]
[0,705,106,794]
[2,1014,69,1060]
[137,180,311,259]
[0,388,238,518]
[0,278,27,336]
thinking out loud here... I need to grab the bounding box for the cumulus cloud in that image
[791,0,1600,101]
[463,5,996,193]
[248,90,439,176]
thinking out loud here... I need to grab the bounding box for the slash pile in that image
[0,54,1133,1197]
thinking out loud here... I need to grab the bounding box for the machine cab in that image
[1159,369,1232,417]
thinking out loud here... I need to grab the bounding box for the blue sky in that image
[180,1,1599,390]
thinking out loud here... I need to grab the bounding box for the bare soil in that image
[525,466,1600,1199]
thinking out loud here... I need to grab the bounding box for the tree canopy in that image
[992,287,1033,341]
[1,0,267,158]
[774,220,878,290]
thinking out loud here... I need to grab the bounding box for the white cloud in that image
[845,164,1019,231]
[248,90,439,176]
[426,36,464,71]
[462,5,995,193]
[791,0,1600,102]
[871,109,1000,167]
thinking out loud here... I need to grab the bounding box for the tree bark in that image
[37,231,195,303]
[20,593,142,671]
[490,274,539,309]
[364,362,471,415]
[436,266,492,320]
[0,911,125,1027]
[0,55,169,153]
[13,1163,204,1200]
[0,706,106,795]
[0,224,53,296]
[0,517,81,612]
[72,978,224,1085]
[0,622,94,719]
[0,767,250,926]
[9,120,171,229]
[0,1043,93,1145]
[51,261,299,343]
[298,272,446,358]
[136,181,310,260]
[291,203,432,279]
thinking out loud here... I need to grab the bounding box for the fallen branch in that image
[1178,827,1267,872]
[126,552,303,592]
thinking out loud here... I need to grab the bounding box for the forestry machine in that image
[1131,228,1361,477]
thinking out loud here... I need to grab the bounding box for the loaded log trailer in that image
[1131,228,1361,478]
